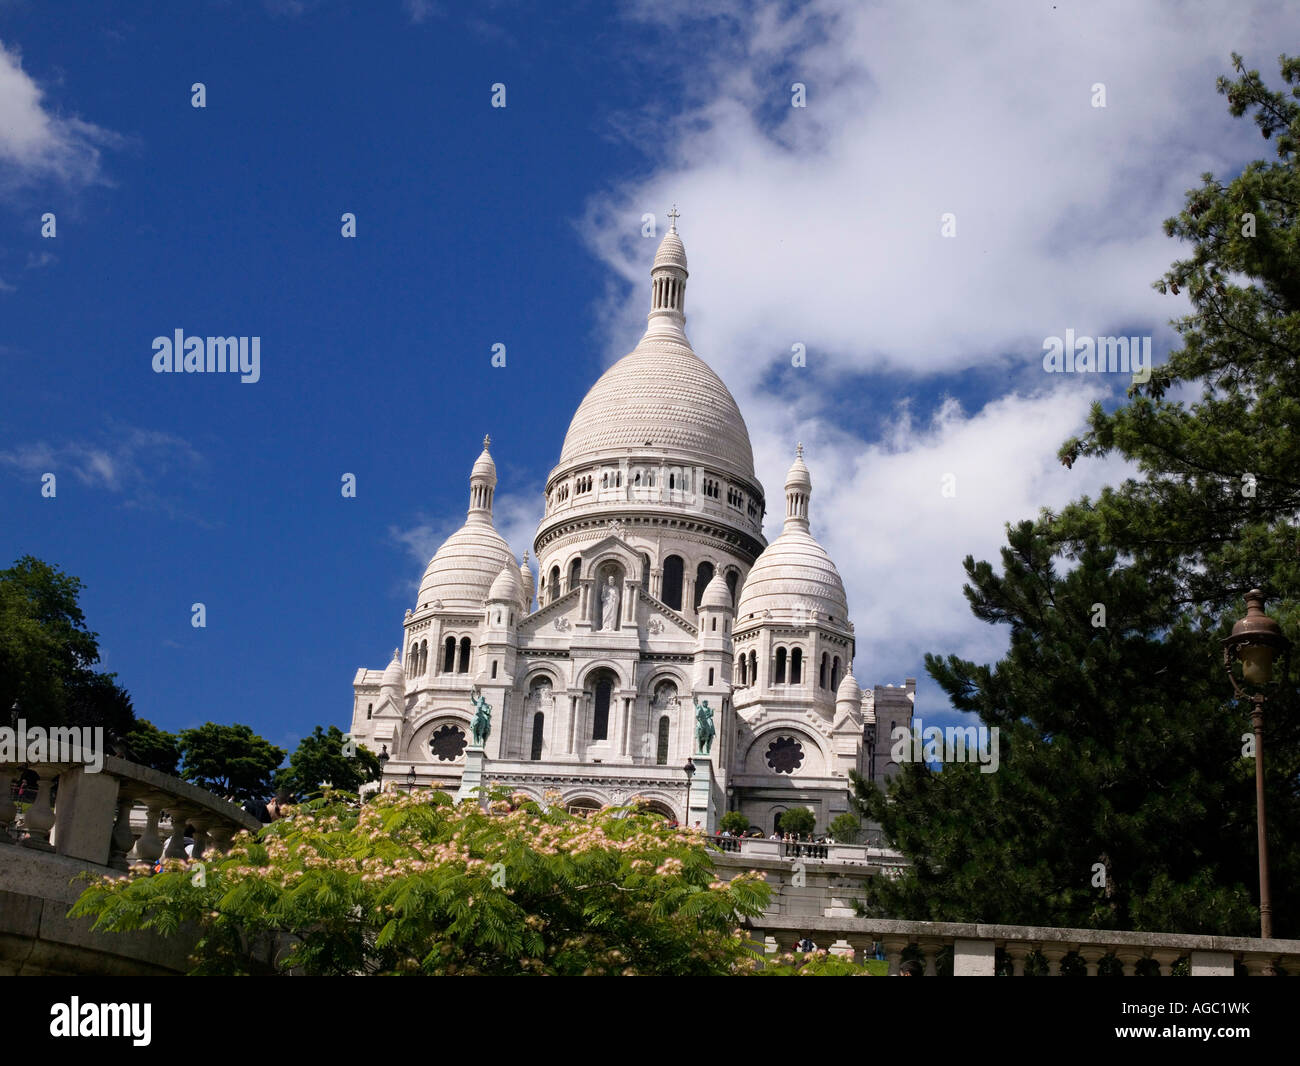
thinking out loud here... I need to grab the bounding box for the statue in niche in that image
[599,574,621,631]
[694,698,716,755]
[470,689,492,746]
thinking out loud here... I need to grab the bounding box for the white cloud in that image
[0,39,121,193]
[573,1,1291,701]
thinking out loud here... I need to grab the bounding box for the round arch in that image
[574,658,634,691]
[740,726,830,777]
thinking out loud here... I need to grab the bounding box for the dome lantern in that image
[468,435,497,524]
[784,442,812,531]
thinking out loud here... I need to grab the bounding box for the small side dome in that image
[382,649,405,698]
[487,560,522,603]
[836,673,862,705]
[519,550,535,612]
[785,442,812,492]
[699,571,733,610]
[653,228,688,272]
[471,435,497,485]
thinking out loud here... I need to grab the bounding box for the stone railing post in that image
[206,824,234,855]
[1115,948,1144,976]
[132,802,165,864]
[0,770,15,843]
[919,936,944,976]
[882,935,908,976]
[53,764,122,865]
[20,776,56,851]
[1041,945,1069,976]
[163,809,190,859]
[953,938,995,976]
[189,819,209,861]
[1079,946,1106,976]
[1005,942,1032,976]
[108,798,136,871]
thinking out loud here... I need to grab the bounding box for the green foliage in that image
[828,812,861,844]
[124,719,181,776]
[70,789,773,976]
[177,722,285,803]
[0,555,135,733]
[277,725,381,799]
[757,949,880,976]
[719,810,751,835]
[777,807,815,836]
[860,56,1300,938]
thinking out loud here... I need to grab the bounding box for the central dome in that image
[557,338,756,481]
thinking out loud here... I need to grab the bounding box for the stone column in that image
[207,824,234,856]
[650,568,662,598]
[1041,945,1069,976]
[163,810,190,860]
[1078,946,1106,976]
[1115,948,1144,976]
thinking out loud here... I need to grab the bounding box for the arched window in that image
[737,655,747,685]
[694,561,714,610]
[708,667,714,685]
[640,553,650,587]
[656,715,670,765]
[491,660,498,679]
[592,675,612,741]
[831,656,841,690]
[549,566,561,603]
[419,640,428,676]
[749,649,758,685]
[775,646,787,684]
[711,616,717,631]
[662,555,684,611]
[366,702,373,720]
[790,647,802,684]
[530,713,545,761]
[408,643,418,677]
[669,472,675,489]
[568,558,581,593]
[819,652,828,688]
[444,636,456,673]
[725,569,739,605]
[458,637,471,674]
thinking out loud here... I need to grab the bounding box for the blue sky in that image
[2,1,1296,758]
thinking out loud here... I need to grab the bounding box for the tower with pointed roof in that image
[346,218,910,834]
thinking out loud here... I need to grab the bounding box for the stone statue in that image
[599,575,620,631]
[694,698,716,755]
[470,689,492,746]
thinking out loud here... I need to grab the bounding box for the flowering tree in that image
[71,788,772,976]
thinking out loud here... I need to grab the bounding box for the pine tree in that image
[856,55,1300,937]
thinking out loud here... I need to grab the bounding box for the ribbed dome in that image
[557,339,756,480]
[836,673,862,704]
[487,560,522,603]
[735,528,849,622]
[418,522,513,609]
[700,570,733,610]
[519,551,535,613]
[654,229,687,271]
[382,650,405,699]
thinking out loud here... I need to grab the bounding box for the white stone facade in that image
[345,222,914,833]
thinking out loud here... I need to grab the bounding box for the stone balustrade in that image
[0,756,262,975]
[744,914,1300,976]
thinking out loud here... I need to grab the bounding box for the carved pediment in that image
[637,591,697,638]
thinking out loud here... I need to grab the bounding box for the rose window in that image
[765,735,804,774]
[430,724,467,762]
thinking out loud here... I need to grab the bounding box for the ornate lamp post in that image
[1221,589,1290,943]
[375,745,389,795]
[406,766,417,793]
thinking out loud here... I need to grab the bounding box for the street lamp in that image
[1221,588,1291,943]
[406,766,417,793]
[683,759,695,828]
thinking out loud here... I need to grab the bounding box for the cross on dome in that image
[483,434,491,451]
[667,205,680,232]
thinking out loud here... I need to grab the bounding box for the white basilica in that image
[345,221,915,834]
